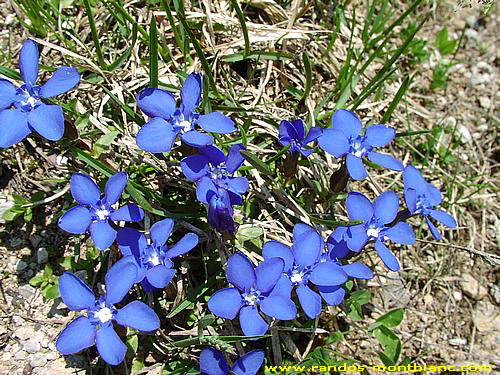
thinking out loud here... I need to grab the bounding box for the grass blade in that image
[82,0,106,69]
[301,52,313,102]
[149,16,159,89]
[231,0,250,56]
[381,75,412,123]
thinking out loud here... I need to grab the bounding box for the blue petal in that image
[95,324,127,366]
[278,120,297,146]
[296,285,322,319]
[115,300,160,332]
[19,40,39,85]
[208,191,235,233]
[318,285,345,306]
[309,262,348,286]
[181,129,214,147]
[346,154,368,180]
[385,222,415,245]
[56,316,96,355]
[104,172,128,205]
[150,218,174,246]
[317,129,349,157]
[331,109,362,139]
[292,228,323,269]
[39,67,80,98]
[427,184,442,206]
[0,109,27,146]
[231,350,265,375]
[225,144,246,174]
[197,112,236,134]
[374,240,400,271]
[70,173,101,206]
[196,176,218,204]
[342,263,373,279]
[110,204,144,222]
[27,104,64,141]
[367,151,403,171]
[255,258,284,294]
[403,165,427,192]
[58,206,92,234]
[426,216,442,240]
[136,118,178,153]
[373,191,399,224]
[292,222,314,241]
[239,306,269,336]
[404,188,417,213]
[303,126,323,145]
[364,125,396,147]
[326,228,350,259]
[289,119,305,140]
[181,73,202,117]
[226,177,249,195]
[146,265,176,289]
[0,79,17,110]
[116,228,146,281]
[200,348,230,375]
[90,220,117,250]
[105,257,137,305]
[262,240,293,272]
[167,233,199,258]
[260,295,297,320]
[181,155,210,181]
[199,145,226,165]
[136,88,176,119]
[346,192,373,222]
[208,287,243,319]
[226,253,256,291]
[269,275,293,298]
[345,224,368,252]
[430,209,457,228]
[58,272,95,311]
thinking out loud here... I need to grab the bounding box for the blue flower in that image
[278,119,322,156]
[337,191,416,271]
[58,172,144,250]
[207,189,237,233]
[0,39,80,148]
[208,253,297,336]
[317,109,403,180]
[136,73,237,152]
[56,258,160,365]
[200,347,265,375]
[117,218,198,291]
[403,165,457,240]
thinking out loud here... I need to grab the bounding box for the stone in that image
[30,353,47,368]
[14,350,27,360]
[479,96,491,108]
[458,126,472,143]
[18,285,35,299]
[40,339,49,349]
[30,235,42,248]
[23,341,41,354]
[16,260,28,273]
[466,15,478,28]
[460,273,488,300]
[490,284,500,305]
[37,248,48,264]
[15,327,32,341]
[465,29,479,40]
[472,301,500,332]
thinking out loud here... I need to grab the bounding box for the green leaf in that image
[42,284,60,300]
[236,226,264,242]
[435,27,456,55]
[126,334,139,354]
[29,275,44,287]
[221,51,292,63]
[149,16,159,88]
[197,314,215,338]
[372,325,402,364]
[369,308,404,331]
[240,150,273,176]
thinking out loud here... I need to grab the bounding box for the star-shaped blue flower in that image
[200,347,265,375]
[0,40,80,148]
[279,119,322,157]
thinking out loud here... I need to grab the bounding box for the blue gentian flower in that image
[403,165,457,240]
[278,119,322,156]
[56,258,160,365]
[117,218,198,291]
[200,347,265,375]
[208,253,297,336]
[135,73,237,152]
[207,188,237,233]
[317,109,403,180]
[58,172,144,250]
[0,39,80,148]
[338,191,416,271]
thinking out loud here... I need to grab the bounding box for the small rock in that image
[16,260,28,273]
[37,248,49,264]
[490,285,500,305]
[0,200,14,224]
[48,343,56,351]
[18,285,35,299]
[453,291,462,301]
[472,301,500,332]
[29,262,37,270]
[466,15,478,28]
[20,247,31,256]
[479,96,491,108]
[46,352,57,360]
[448,337,467,346]
[30,235,42,248]
[15,327,32,340]
[40,339,49,349]
[23,341,41,354]
[458,126,473,143]
[14,350,27,360]
[30,353,48,368]
[465,29,479,40]
[460,273,488,300]
[2,352,12,361]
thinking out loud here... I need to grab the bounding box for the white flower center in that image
[94,307,113,323]
[290,271,304,283]
[179,120,191,129]
[351,141,366,157]
[95,209,109,220]
[243,293,259,305]
[367,227,380,238]
[22,96,38,108]
[149,252,161,266]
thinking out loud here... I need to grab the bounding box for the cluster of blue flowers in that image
[0,39,458,372]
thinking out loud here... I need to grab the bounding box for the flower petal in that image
[403,165,427,192]
[331,109,362,139]
[181,129,214,147]
[278,120,297,146]
[426,216,442,240]
[0,79,17,110]
[208,191,235,233]
[292,227,323,269]
[427,184,442,206]
[56,316,96,355]
[58,272,95,311]
[136,88,176,119]
[90,220,117,250]
[404,188,417,213]
[342,263,373,279]
[116,229,146,271]
[167,233,199,258]
[374,240,400,271]
[197,112,236,134]
[346,192,373,222]
[181,73,202,116]
[28,104,64,141]
[208,287,243,319]
[58,206,92,234]
[0,109,30,148]
[385,222,415,245]
[309,262,348,286]
[373,191,399,224]
[364,125,396,147]
[260,295,297,320]
[262,240,293,273]
[200,348,230,375]
[95,324,127,366]
[289,119,305,140]
[225,144,246,174]
[39,67,80,98]
[292,223,314,241]
[150,218,174,246]
[231,350,265,375]
[115,300,160,332]
[317,128,349,157]
[430,209,457,228]
[226,177,249,195]
[367,151,403,171]
[199,145,226,165]
[196,176,218,204]
[318,285,345,306]
[345,224,368,252]
[269,275,293,298]
[104,173,128,205]
[180,155,210,181]
[346,153,368,180]
[136,117,178,153]
[255,258,284,294]
[146,265,176,289]
[105,257,138,305]
[226,253,256,291]
[239,306,268,337]
[303,126,323,145]
[19,40,39,85]
[297,285,322,319]
[110,204,144,222]
[70,173,100,206]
